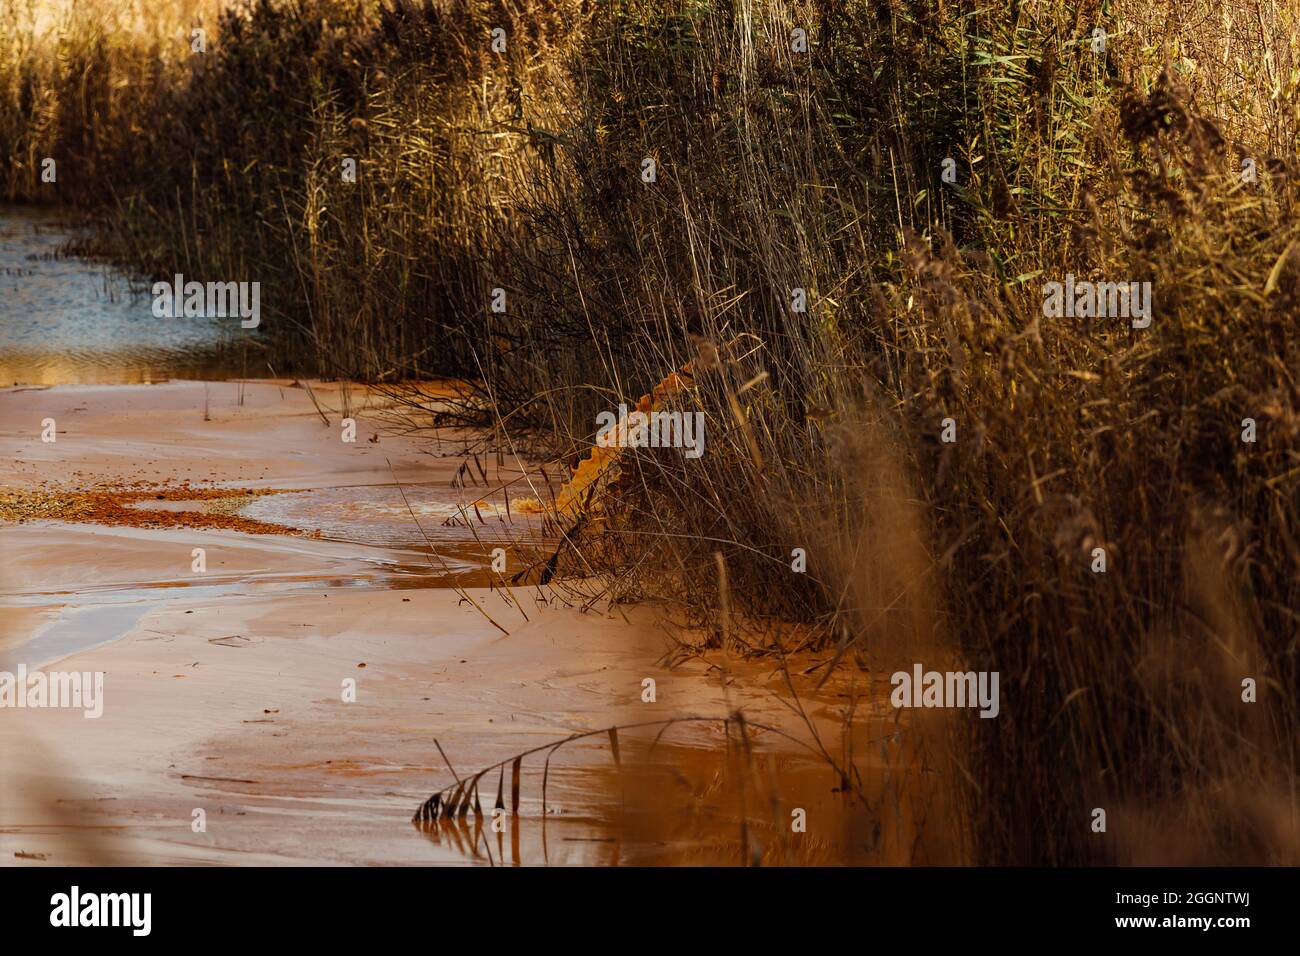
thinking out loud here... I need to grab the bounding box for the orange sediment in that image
[516,365,696,521]
[0,482,305,535]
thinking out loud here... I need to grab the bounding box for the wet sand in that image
[0,381,884,865]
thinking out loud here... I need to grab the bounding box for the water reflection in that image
[0,206,252,384]
[409,738,878,866]
[408,722,956,866]
[414,813,623,867]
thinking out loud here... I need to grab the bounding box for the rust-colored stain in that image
[0,481,309,536]
[515,362,696,519]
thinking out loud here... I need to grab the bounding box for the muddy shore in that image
[0,380,884,865]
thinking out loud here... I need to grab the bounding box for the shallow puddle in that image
[0,602,156,672]
[233,483,540,551]
[406,734,912,866]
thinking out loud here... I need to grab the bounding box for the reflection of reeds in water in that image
[412,707,962,866]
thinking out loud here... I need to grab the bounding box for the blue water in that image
[0,206,250,384]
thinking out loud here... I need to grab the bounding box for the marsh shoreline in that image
[0,380,871,864]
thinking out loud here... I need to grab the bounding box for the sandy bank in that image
[1,381,882,865]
